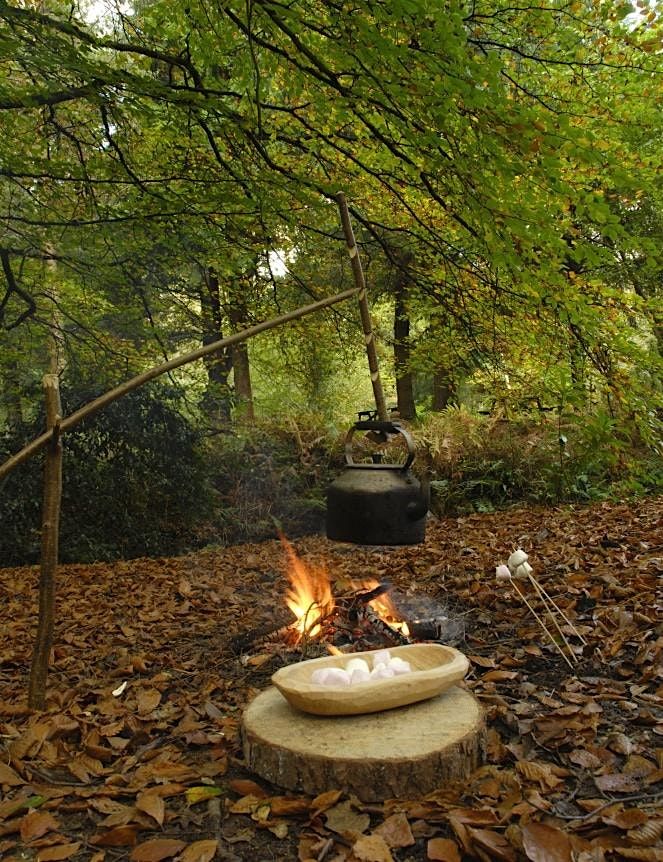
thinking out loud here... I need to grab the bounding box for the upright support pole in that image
[335,192,388,422]
[28,374,63,709]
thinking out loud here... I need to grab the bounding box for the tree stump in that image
[241,685,485,802]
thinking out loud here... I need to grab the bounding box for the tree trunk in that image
[200,268,232,424]
[3,357,23,427]
[432,370,456,411]
[28,374,62,710]
[228,272,255,421]
[393,254,416,421]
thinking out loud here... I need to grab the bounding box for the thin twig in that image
[528,575,578,663]
[510,579,575,669]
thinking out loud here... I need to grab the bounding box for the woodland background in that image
[0,0,661,561]
[0,4,662,861]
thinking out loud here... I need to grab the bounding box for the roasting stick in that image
[505,575,575,670]
[527,576,588,646]
[497,550,578,669]
[526,574,578,665]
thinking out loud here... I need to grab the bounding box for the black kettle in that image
[326,421,429,545]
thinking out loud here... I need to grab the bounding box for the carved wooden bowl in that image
[271,643,469,716]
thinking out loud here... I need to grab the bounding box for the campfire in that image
[232,538,460,658]
[278,537,451,653]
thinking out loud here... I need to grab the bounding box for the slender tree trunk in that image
[432,370,456,411]
[200,268,232,424]
[28,374,62,710]
[393,253,416,420]
[3,357,23,427]
[228,272,255,421]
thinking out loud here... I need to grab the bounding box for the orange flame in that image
[357,579,410,638]
[280,538,411,641]
[281,537,334,639]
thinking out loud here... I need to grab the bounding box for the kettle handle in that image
[344,421,415,469]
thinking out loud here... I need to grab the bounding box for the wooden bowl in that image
[271,644,469,716]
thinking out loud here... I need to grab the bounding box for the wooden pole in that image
[0,287,358,482]
[28,374,63,709]
[335,192,388,422]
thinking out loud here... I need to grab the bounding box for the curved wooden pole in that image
[335,192,388,422]
[0,287,358,481]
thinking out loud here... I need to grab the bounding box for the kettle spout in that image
[406,475,430,521]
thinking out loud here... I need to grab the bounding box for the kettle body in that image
[325,421,428,545]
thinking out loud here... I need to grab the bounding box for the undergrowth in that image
[1,403,660,565]
[416,405,663,515]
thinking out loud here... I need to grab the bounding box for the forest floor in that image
[1,497,662,862]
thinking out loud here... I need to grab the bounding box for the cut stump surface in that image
[242,684,485,802]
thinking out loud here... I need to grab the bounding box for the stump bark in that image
[242,685,485,802]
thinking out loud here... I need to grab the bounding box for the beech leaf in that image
[130,838,187,861]
[20,811,59,842]
[352,834,394,862]
[522,822,573,862]
[178,839,219,862]
[0,762,24,785]
[427,837,461,861]
[36,843,81,861]
[185,786,223,806]
[136,791,165,826]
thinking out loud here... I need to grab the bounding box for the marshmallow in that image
[508,549,528,571]
[350,667,371,684]
[371,665,395,680]
[346,657,370,674]
[323,667,351,686]
[371,649,392,668]
[387,657,411,675]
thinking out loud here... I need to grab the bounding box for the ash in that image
[391,590,466,646]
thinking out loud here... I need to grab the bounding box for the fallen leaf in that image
[228,794,261,814]
[0,763,24,786]
[266,821,288,839]
[517,760,565,789]
[228,779,267,798]
[130,838,186,861]
[447,808,498,826]
[268,796,311,816]
[36,844,81,861]
[482,670,519,682]
[522,822,573,862]
[352,834,393,862]
[179,838,217,860]
[613,850,663,861]
[136,792,165,826]
[470,828,517,862]
[626,820,663,846]
[186,786,223,806]
[594,774,640,793]
[310,789,343,813]
[427,837,461,861]
[602,809,649,830]
[20,811,59,842]
[469,655,497,668]
[374,812,414,848]
[136,688,162,715]
[607,733,636,755]
[90,826,139,846]
[325,800,370,836]
[568,749,602,770]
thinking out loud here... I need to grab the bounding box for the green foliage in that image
[418,406,663,516]
[0,385,211,564]
[202,418,337,546]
